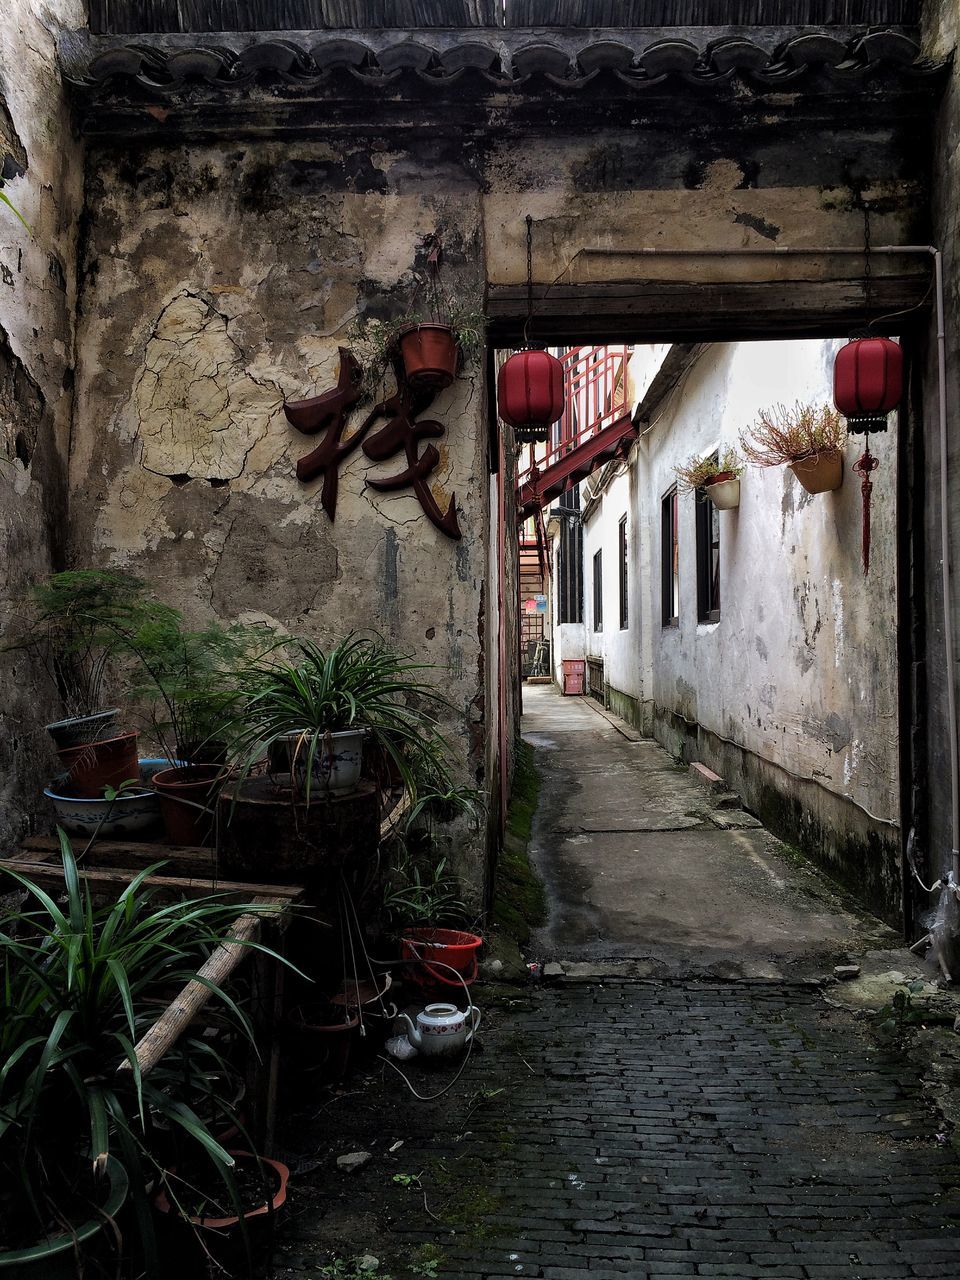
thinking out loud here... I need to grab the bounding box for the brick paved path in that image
[393,981,960,1280]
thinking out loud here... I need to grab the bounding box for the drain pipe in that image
[576,243,959,896]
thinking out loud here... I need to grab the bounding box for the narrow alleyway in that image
[523,685,883,978]
[275,686,960,1280]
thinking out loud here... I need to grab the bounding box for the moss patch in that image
[492,738,547,945]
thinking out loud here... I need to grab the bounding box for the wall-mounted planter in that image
[395,323,459,389]
[703,475,740,510]
[788,449,844,495]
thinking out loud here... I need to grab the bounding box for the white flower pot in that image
[45,783,161,838]
[284,728,367,795]
[704,477,740,510]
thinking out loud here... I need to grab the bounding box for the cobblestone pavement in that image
[272,688,960,1279]
[276,979,960,1280]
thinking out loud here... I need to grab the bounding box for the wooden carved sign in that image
[283,347,461,540]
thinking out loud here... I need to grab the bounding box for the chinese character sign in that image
[284,347,461,541]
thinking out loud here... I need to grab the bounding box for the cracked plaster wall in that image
[70,142,490,902]
[67,82,928,896]
[0,1,85,844]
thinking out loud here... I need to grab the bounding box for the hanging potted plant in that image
[349,240,484,397]
[674,448,744,510]
[741,401,847,495]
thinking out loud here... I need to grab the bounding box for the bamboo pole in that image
[121,896,286,1077]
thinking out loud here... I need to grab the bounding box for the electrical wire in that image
[374,955,479,1103]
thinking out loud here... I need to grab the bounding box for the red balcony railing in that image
[517,346,629,489]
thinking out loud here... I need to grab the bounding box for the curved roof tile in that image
[63,28,944,98]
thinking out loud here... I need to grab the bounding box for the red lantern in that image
[833,337,903,433]
[497,349,565,443]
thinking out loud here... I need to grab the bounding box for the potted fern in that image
[6,569,150,752]
[122,614,273,846]
[741,401,847,494]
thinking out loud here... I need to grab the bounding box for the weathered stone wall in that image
[0,1,85,844]
[69,141,491,900]
[64,18,935,908]
[922,3,960,902]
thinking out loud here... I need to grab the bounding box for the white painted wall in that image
[550,338,899,835]
[639,339,898,825]
[583,464,642,708]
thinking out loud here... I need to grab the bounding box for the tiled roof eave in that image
[60,25,945,102]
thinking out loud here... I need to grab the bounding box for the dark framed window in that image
[558,519,583,624]
[592,548,603,632]
[618,514,628,629]
[696,489,721,622]
[661,488,679,626]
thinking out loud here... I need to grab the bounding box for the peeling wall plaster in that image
[66,65,929,900]
[0,1,85,844]
[70,143,490,902]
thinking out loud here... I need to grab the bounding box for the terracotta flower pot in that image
[151,763,224,847]
[789,449,843,494]
[56,731,140,799]
[395,323,459,389]
[287,1006,361,1082]
[154,1150,289,1231]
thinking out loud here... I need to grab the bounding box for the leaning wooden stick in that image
[120,897,285,1077]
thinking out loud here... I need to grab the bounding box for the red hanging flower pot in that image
[395,323,460,389]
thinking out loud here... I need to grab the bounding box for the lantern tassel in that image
[853,447,880,576]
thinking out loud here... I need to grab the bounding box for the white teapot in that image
[398,1003,481,1057]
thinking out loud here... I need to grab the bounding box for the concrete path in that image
[524,684,888,978]
[271,684,960,1280]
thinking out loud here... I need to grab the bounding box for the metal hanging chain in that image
[862,205,873,333]
[523,214,534,348]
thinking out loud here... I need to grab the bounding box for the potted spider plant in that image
[674,448,744,510]
[0,830,289,1279]
[216,635,453,876]
[741,401,847,494]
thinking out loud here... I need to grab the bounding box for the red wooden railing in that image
[517,346,629,490]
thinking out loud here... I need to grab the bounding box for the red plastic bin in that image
[562,659,585,696]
